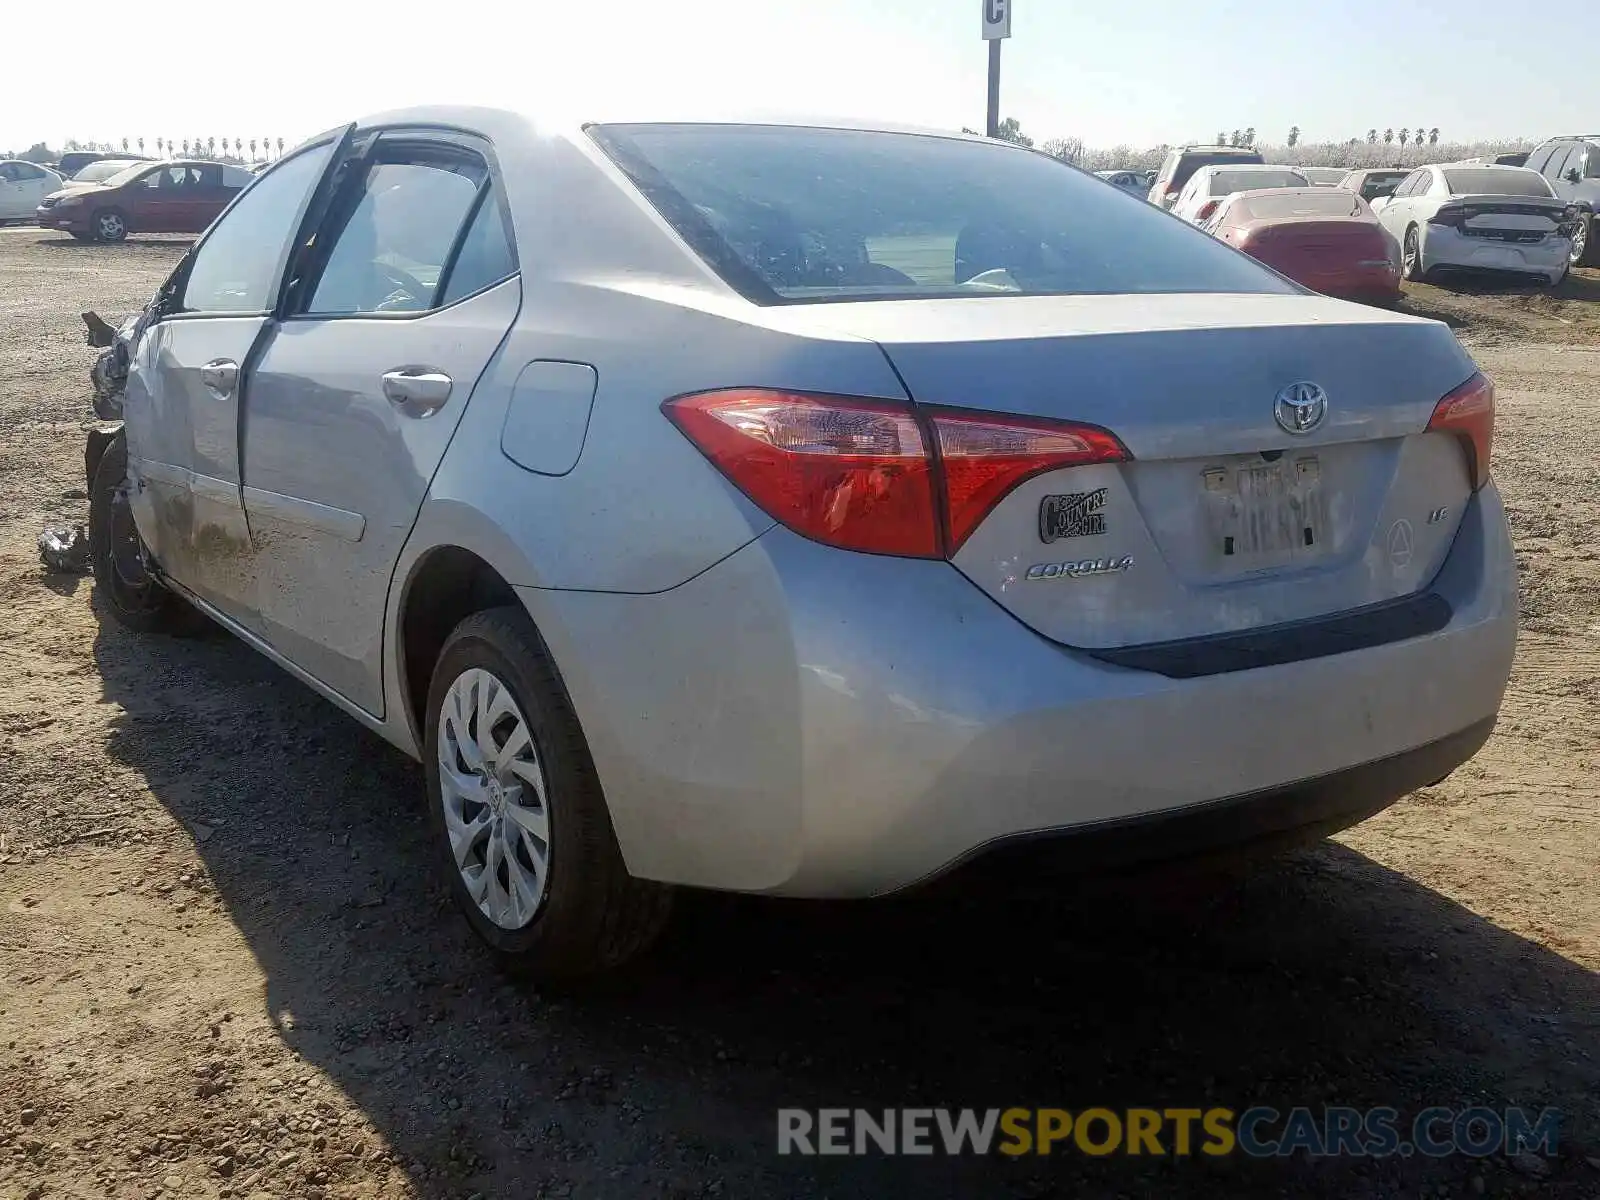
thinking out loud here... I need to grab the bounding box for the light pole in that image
[983,0,1012,138]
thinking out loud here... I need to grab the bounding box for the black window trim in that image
[282,125,518,324]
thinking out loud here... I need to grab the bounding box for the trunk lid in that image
[1242,218,1392,276]
[771,293,1480,649]
[1438,195,1566,242]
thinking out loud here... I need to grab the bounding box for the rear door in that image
[241,129,521,716]
[0,164,28,218]
[121,138,346,619]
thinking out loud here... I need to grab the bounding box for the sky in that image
[2,0,1584,155]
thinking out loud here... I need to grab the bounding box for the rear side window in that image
[1525,145,1557,175]
[1441,169,1553,198]
[438,191,517,305]
[304,152,487,315]
[592,124,1291,303]
[180,142,338,314]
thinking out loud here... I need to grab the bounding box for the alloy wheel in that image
[1571,217,1588,266]
[437,667,551,930]
[97,212,125,240]
[1403,229,1419,279]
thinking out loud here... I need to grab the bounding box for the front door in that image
[242,132,520,716]
[123,139,345,622]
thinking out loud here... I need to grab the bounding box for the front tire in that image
[89,436,204,635]
[91,208,128,242]
[423,606,672,978]
[1570,212,1595,267]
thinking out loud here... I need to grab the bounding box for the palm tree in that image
[1383,128,1394,145]
[121,137,129,152]
[276,137,285,156]
[1287,125,1300,148]
[1429,128,1440,146]
[137,136,145,154]
[262,135,272,159]
[1216,131,1227,146]
[1244,126,1256,147]
[1229,129,1241,147]
[1398,129,1409,147]
[182,139,191,155]
[249,138,258,160]
[1367,129,1378,145]
[204,136,214,157]
[154,137,163,156]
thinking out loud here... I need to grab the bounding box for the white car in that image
[1096,170,1150,198]
[1170,164,1311,225]
[1298,167,1349,187]
[0,160,64,222]
[1372,164,1574,286]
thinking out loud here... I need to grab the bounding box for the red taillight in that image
[1196,199,1220,221]
[663,389,939,557]
[1426,372,1495,490]
[663,390,1129,558]
[930,409,1129,551]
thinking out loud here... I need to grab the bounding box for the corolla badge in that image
[1274,382,1328,435]
[1025,556,1133,581]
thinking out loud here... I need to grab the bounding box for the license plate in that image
[1202,457,1325,561]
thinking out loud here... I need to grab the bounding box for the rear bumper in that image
[1422,227,1570,278]
[522,484,1516,898]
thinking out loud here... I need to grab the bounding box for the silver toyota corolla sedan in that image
[89,107,1517,977]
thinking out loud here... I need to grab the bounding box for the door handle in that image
[382,368,453,418]
[200,358,238,397]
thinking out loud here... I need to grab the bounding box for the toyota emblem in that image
[1274,382,1328,435]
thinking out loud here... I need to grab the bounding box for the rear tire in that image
[91,208,128,242]
[423,606,672,979]
[1401,225,1428,282]
[89,436,205,636]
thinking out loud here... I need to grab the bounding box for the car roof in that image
[1194,163,1303,174]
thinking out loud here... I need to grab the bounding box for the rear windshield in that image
[1441,169,1553,198]
[1235,190,1363,219]
[593,124,1291,304]
[1207,169,1307,195]
[1170,151,1262,190]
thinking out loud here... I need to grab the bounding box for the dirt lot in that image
[1,230,1596,1200]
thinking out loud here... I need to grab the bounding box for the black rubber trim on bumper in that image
[1082,591,1453,679]
[932,715,1496,886]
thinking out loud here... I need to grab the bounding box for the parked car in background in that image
[1096,169,1150,198]
[1203,187,1400,305]
[1170,164,1310,224]
[86,109,1516,977]
[65,159,143,186]
[55,151,149,177]
[1297,167,1348,187]
[1147,144,1264,209]
[1339,168,1410,204]
[0,160,64,221]
[1371,164,1575,285]
[36,159,252,242]
[1524,136,1600,265]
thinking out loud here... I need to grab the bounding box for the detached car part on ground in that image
[82,110,1518,979]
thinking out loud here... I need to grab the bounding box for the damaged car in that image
[84,109,1517,979]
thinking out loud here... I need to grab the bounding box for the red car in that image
[36,159,252,242]
[1203,187,1402,306]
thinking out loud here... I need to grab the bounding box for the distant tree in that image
[1287,125,1300,148]
[1216,131,1227,146]
[1383,128,1394,145]
[204,136,214,157]
[121,137,129,152]
[1229,129,1241,146]
[276,136,285,156]
[1244,126,1256,146]
[1428,127,1440,145]
[155,137,164,156]
[18,142,57,164]
[1367,129,1378,145]
[249,138,258,160]
[137,136,145,154]
[1398,128,1409,147]
[182,139,191,154]
[993,117,1033,147]
[1041,136,1083,163]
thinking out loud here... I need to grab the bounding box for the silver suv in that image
[91,109,1517,977]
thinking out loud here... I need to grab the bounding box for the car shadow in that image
[33,235,196,250]
[89,601,1599,1199]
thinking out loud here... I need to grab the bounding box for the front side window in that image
[305,152,487,315]
[592,124,1292,303]
[179,141,338,314]
[0,164,20,182]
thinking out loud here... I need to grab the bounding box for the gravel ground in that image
[0,228,1596,1200]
